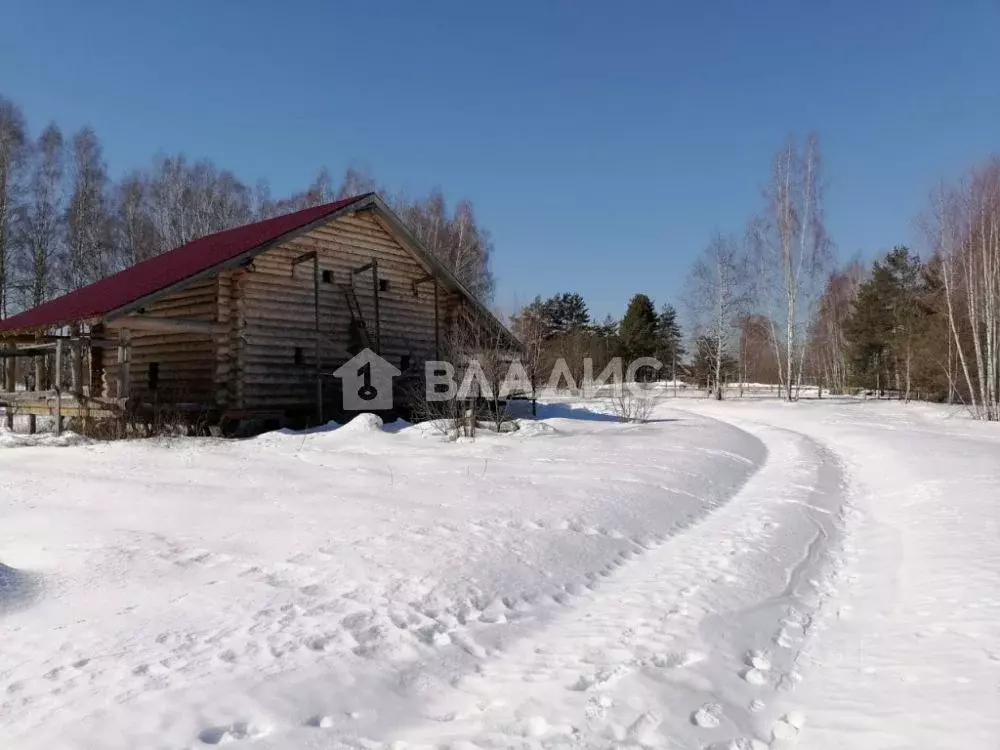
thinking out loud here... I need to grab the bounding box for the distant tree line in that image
[674,131,1000,420]
[0,94,494,321]
[509,291,685,390]
[507,133,999,422]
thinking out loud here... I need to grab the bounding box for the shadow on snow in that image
[0,562,40,616]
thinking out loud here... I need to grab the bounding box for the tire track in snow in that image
[385,423,849,749]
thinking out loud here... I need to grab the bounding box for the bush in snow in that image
[609,385,654,423]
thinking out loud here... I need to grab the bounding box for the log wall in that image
[103,278,219,405]
[236,210,451,412]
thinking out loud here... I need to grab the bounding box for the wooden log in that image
[0,346,57,357]
[0,389,57,400]
[111,315,227,335]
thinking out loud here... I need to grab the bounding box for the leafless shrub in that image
[74,396,212,440]
[405,302,522,439]
[609,384,655,423]
[405,380,475,439]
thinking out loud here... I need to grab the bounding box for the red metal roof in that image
[0,195,367,334]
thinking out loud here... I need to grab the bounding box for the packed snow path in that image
[681,399,1000,750]
[397,421,845,750]
[1,399,998,749]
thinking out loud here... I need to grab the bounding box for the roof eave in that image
[362,195,521,352]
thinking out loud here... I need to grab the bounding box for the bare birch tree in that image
[16,123,65,307]
[111,171,156,270]
[396,190,495,302]
[685,232,749,399]
[510,301,547,405]
[0,97,27,319]
[924,160,1000,420]
[809,259,863,394]
[66,127,112,289]
[748,133,833,400]
[145,155,254,253]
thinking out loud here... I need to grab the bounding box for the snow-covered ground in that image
[1,397,997,749]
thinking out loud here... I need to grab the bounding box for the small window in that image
[321,269,333,284]
[148,362,160,391]
[378,278,390,293]
[294,347,304,365]
[400,355,411,372]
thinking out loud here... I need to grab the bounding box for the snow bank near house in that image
[0,424,90,449]
[336,412,384,434]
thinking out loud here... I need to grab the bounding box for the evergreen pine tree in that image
[655,303,685,379]
[619,294,659,363]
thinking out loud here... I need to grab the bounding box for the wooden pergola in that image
[0,318,221,435]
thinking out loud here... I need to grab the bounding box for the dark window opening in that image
[378,278,390,293]
[400,354,411,372]
[321,269,333,284]
[294,347,304,365]
[148,362,160,391]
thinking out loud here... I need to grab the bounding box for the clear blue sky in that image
[2,0,997,319]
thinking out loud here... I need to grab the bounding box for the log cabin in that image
[0,193,519,434]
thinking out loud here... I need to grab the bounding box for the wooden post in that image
[116,329,130,439]
[34,349,43,392]
[371,258,381,355]
[54,339,63,436]
[433,282,440,361]
[3,353,13,397]
[117,328,131,399]
[28,348,40,435]
[313,253,322,426]
[70,324,82,395]
[3,352,11,429]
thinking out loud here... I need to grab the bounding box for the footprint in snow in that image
[745,650,771,672]
[198,721,267,745]
[627,710,663,744]
[305,714,336,728]
[652,650,704,669]
[742,667,768,686]
[692,702,723,728]
[585,694,614,721]
[771,712,806,744]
